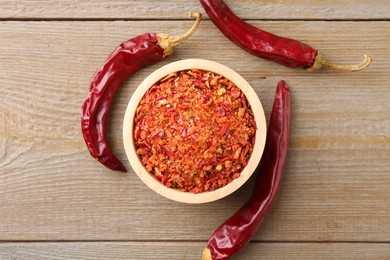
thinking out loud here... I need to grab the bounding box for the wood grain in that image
[0,242,389,260]
[0,0,389,20]
[0,1,389,258]
[0,20,389,243]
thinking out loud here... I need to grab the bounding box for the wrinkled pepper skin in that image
[200,0,317,68]
[81,34,164,172]
[204,80,291,260]
[200,0,372,71]
[81,12,202,172]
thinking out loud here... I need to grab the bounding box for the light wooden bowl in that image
[123,59,266,203]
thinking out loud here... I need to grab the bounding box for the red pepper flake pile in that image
[133,69,256,193]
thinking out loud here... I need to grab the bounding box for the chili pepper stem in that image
[307,52,372,72]
[157,12,202,57]
[202,247,212,260]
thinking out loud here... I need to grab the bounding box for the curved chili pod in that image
[202,80,290,260]
[81,12,202,172]
[200,0,372,71]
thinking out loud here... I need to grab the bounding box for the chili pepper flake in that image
[133,69,256,193]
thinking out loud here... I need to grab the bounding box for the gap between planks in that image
[0,18,389,22]
[0,240,389,244]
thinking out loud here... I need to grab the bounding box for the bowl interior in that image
[123,59,266,203]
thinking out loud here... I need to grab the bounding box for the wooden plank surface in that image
[0,0,389,20]
[1,20,389,242]
[1,242,390,260]
[1,1,389,259]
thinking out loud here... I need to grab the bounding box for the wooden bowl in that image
[123,59,266,203]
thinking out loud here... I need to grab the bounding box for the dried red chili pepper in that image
[202,80,290,260]
[81,12,202,172]
[200,0,372,71]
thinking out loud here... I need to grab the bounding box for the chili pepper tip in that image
[307,52,373,72]
[277,80,289,91]
[117,165,127,173]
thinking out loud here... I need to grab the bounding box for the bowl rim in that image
[123,59,266,203]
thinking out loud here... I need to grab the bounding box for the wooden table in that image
[1,1,389,259]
